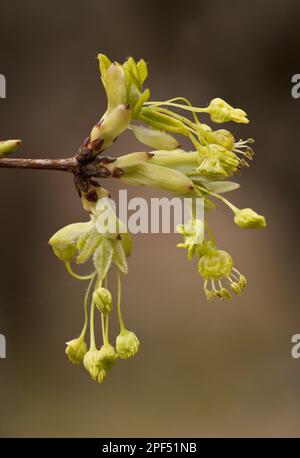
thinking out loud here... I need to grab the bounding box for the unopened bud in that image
[234,208,266,229]
[207,98,249,124]
[83,349,107,383]
[116,330,140,359]
[90,104,132,147]
[65,337,87,365]
[0,139,21,157]
[49,222,92,261]
[98,343,117,370]
[211,129,235,150]
[93,287,112,314]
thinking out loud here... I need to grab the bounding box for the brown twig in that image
[0,157,77,172]
[0,143,119,198]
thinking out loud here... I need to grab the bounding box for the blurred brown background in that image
[0,0,299,437]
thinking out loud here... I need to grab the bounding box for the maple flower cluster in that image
[48,54,266,383]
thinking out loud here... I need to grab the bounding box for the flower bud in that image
[198,123,212,134]
[93,287,112,314]
[105,63,127,112]
[116,330,140,359]
[234,208,266,229]
[211,129,235,150]
[53,246,77,262]
[65,337,87,365]
[198,249,233,280]
[83,349,107,383]
[207,98,249,124]
[0,139,21,157]
[90,104,132,147]
[98,343,117,370]
[49,222,92,261]
[131,124,180,150]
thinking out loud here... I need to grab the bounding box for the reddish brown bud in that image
[90,138,104,152]
[111,166,125,178]
[85,190,98,202]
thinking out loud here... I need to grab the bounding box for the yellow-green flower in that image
[176,218,204,260]
[116,330,140,359]
[206,98,249,124]
[65,337,87,365]
[209,129,235,150]
[83,349,106,383]
[198,248,233,280]
[98,344,117,370]
[93,287,113,314]
[197,144,240,178]
[49,221,93,262]
[234,208,266,229]
[198,244,247,300]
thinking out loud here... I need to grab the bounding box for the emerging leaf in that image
[112,239,128,274]
[131,124,180,150]
[76,229,102,264]
[93,238,114,280]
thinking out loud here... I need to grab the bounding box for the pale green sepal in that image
[205,181,240,194]
[131,124,180,150]
[119,162,194,195]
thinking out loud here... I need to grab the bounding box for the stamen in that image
[234,148,249,157]
[232,267,242,277]
[230,272,240,282]
[211,279,218,294]
[227,276,234,285]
